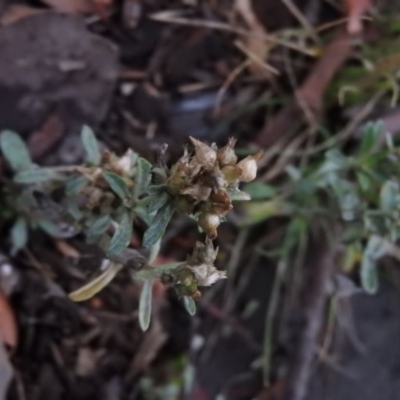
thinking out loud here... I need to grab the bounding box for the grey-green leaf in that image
[10,217,28,255]
[108,213,133,256]
[134,157,152,199]
[147,191,170,214]
[81,125,101,166]
[243,182,277,200]
[380,180,399,212]
[360,255,378,294]
[139,280,153,331]
[360,235,387,294]
[103,171,131,202]
[14,168,61,184]
[360,121,383,155]
[142,203,175,247]
[183,296,196,316]
[65,175,89,196]
[0,130,32,172]
[85,215,111,244]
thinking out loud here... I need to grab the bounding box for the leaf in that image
[360,235,387,294]
[242,182,277,200]
[14,168,61,184]
[81,125,101,166]
[37,219,79,238]
[10,217,28,255]
[148,240,161,265]
[85,215,111,244]
[147,191,170,214]
[135,262,184,281]
[360,254,378,294]
[139,280,153,331]
[134,157,152,200]
[103,171,131,202]
[380,180,400,212]
[65,175,89,196]
[183,296,196,316]
[142,203,175,247]
[108,213,133,256]
[0,130,32,172]
[360,121,383,155]
[69,262,123,302]
[228,188,251,201]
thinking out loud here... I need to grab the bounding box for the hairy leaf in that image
[108,213,133,256]
[10,217,28,255]
[143,203,175,247]
[139,280,153,331]
[183,296,196,316]
[85,215,111,244]
[14,168,61,184]
[134,157,152,199]
[104,171,131,202]
[65,175,89,196]
[0,130,32,172]
[81,125,101,166]
[147,191,170,214]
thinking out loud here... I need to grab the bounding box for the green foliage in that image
[139,280,153,331]
[81,125,101,166]
[1,127,256,331]
[0,130,32,172]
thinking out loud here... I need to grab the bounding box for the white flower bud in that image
[236,151,262,182]
[198,212,220,238]
[217,138,238,166]
[189,137,217,168]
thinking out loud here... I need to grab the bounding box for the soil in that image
[0,1,400,400]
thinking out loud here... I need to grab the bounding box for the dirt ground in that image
[0,0,400,400]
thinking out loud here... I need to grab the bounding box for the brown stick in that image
[255,30,354,148]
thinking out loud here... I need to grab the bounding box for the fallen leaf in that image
[0,289,17,347]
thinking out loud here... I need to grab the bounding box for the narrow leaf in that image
[360,121,383,155]
[243,182,277,200]
[65,175,89,196]
[103,171,131,202]
[360,255,378,294]
[0,130,32,172]
[143,203,175,247]
[10,217,28,255]
[147,191,170,214]
[380,180,399,212]
[148,239,161,265]
[108,213,133,256]
[183,296,196,316]
[134,157,152,199]
[139,280,153,331]
[228,188,251,201]
[14,168,61,184]
[69,262,123,302]
[135,262,184,281]
[81,125,101,166]
[85,215,111,244]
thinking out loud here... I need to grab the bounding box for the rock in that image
[0,12,119,135]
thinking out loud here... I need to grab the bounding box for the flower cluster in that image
[162,238,225,297]
[165,137,262,238]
